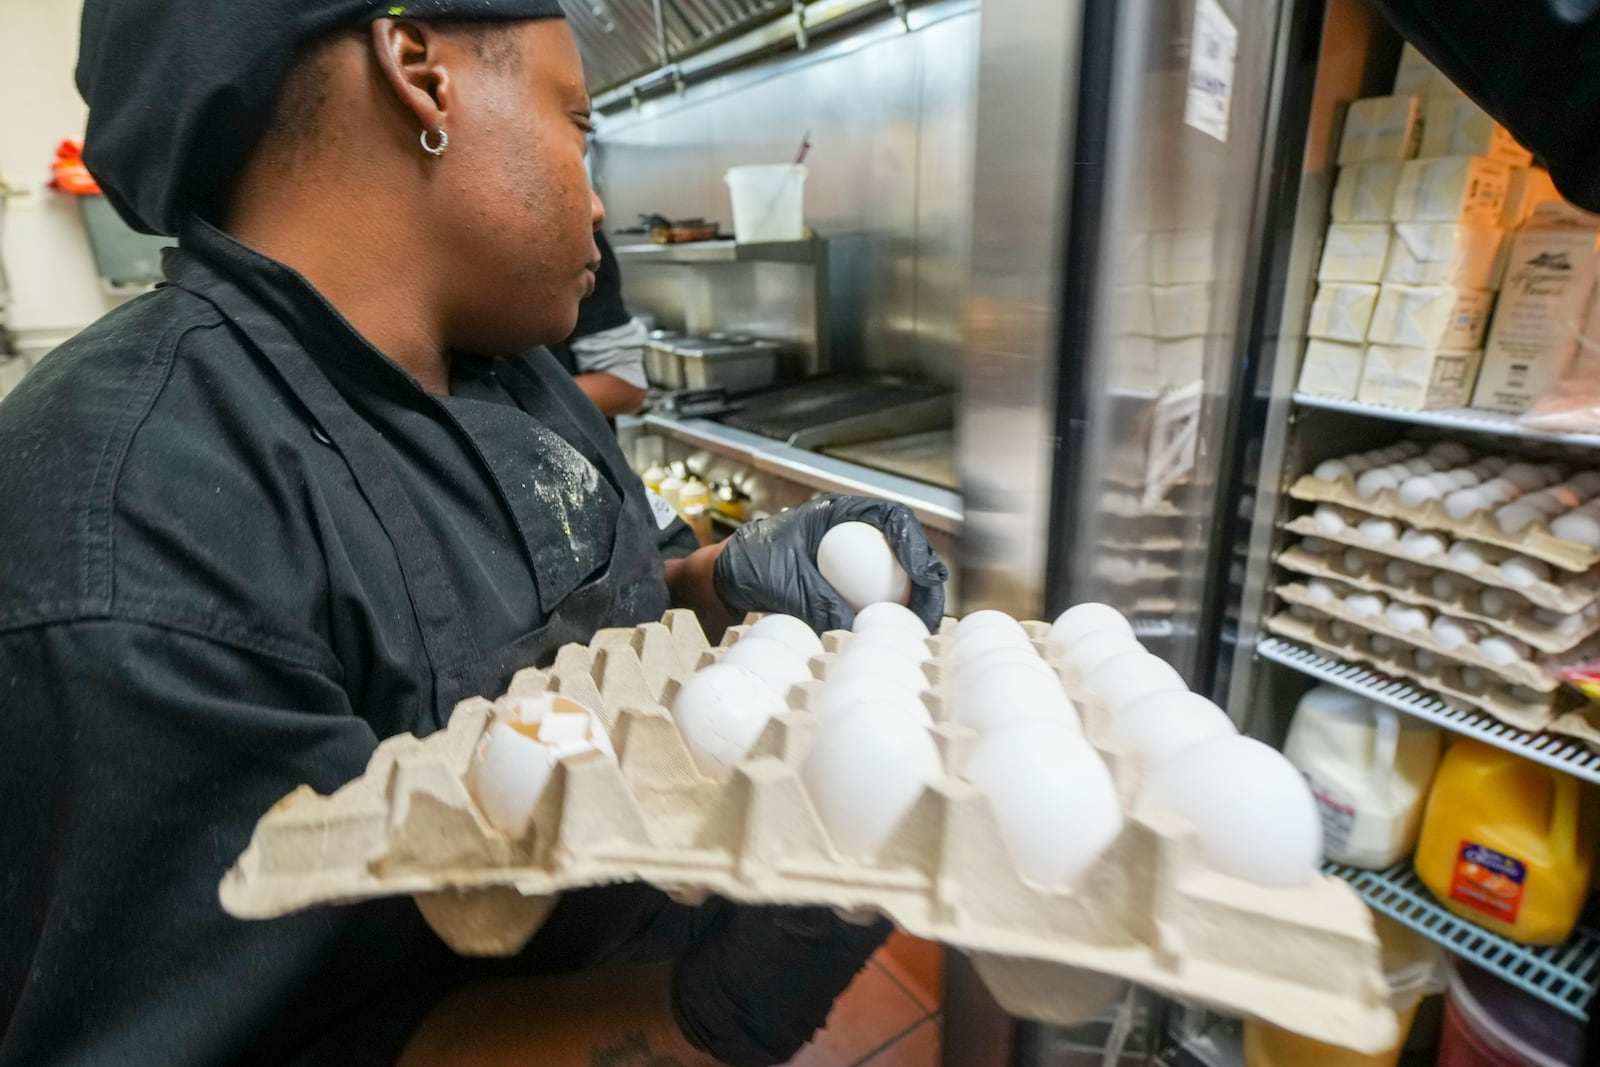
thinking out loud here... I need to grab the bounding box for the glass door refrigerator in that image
[949,0,1598,1062]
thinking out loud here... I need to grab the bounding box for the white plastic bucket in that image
[725,164,807,243]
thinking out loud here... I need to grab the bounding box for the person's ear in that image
[369,18,456,145]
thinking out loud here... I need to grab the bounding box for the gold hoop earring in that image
[421,128,448,157]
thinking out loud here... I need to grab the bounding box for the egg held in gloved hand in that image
[712,494,948,633]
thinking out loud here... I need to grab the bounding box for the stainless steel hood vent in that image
[561,0,789,95]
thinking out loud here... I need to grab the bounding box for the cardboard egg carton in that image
[1551,705,1600,755]
[1288,473,1600,573]
[220,609,1395,1053]
[1277,543,1600,657]
[1283,511,1600,615]
[1265,610,1562,732]
[1276,581,1559,693]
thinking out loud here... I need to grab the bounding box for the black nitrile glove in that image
[670,899,892,1067]
[712,495,948,633]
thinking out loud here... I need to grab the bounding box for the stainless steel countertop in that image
[624,412,964,535]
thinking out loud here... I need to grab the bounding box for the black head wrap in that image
[76,0,567,236]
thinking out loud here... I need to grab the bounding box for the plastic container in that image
[1283,687,1443,868]
[1244,912,1444,1067]
[1415,738,1597,945]
[725,164,808,243]
[1436,958,1585,1066]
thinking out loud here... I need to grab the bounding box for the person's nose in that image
[590,188,606,231]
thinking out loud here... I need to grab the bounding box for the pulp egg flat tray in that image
[220,610,1394,1052]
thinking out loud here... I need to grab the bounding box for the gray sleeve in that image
[571,317,649,391]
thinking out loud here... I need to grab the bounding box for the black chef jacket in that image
[0,217,706,1066]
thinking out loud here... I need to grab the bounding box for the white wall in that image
[0,0,125,356]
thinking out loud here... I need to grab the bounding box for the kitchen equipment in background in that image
[1242,912,1444,1067]
[1284,686,1442,869]
[1414,738,1597,945]
[725,164,808,243]
[644,333,781,394]
[823,429,959,491]
[718,375,953,449]
[1436,958,1586,1066]
[616,214,724,245]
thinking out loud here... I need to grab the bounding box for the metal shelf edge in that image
[1255,636,1600,785]
[1292,393,1600,450]
[611,238,819,265]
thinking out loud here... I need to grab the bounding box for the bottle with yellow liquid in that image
[1414,738,1596,946]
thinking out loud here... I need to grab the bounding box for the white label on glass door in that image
[1185,0,1239,143]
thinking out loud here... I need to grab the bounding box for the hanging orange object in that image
[49,140,102,196]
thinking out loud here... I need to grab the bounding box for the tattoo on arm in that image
[589,1030,691,1067]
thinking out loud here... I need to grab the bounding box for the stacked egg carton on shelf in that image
[1298,45,1558,412]
[221,605,1398,1053]
[1269,438,1600,733]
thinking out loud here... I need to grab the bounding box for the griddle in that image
[718,375,953,449]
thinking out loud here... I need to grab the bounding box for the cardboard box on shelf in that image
[1417,98,1533,167]
[1392,157,1511,227]
[1298,339,1366,400]
[1473,203,1600,414]
[1151,283,1213,339]
[1318,224,1392,283]
[1331,163,1404,223]
[1384,223,1502,290]
[1358,344,1482,410]
[1367,284,1495,350]
[1308,283,1380,343]
[1337,96,1422,167]
[1150,230,1217,286]
[1391,43,1462,100]
[1500,168,1562,233]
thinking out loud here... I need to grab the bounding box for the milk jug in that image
[1284,687,1443,869]
[1415,738,1596,945]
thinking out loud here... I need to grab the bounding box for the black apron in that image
[165,255,672,726]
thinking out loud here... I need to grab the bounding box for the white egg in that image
[1107,691,1236,765]
[811,674,933,727]
[1061,628,1144,673]
[1328,620,1355,644]
[1569,471,1600,497]
[1499,555,1551,587]
[955,658,1080,735]
[1431,617,1471,649]
[1369,634,1399,657]
[1340,548,1369,575]
[1398,476,1443,508]
[1446,541,1486,571]
[852,601,930,640]
[1385,603,1430,633]
[847,628,933,664]
[1401,457,1436,476]
[1501,463,1551,492]
[1444,487,1491,520]
[468,700,615,837]
[1301,536,1333,555]
[1050,602,1134,650]
[672,664,789,777]
[720,635,814,696]
[1495,502,1544,535]
[827,647,930,693]
[1475,456,1510,476]
[1346,453,1377,473]
[1429,572,1461,601]
[1137,736,1322,887]
[1358,519,1397,545]
[1551,511,1600,548]
[957,644,1046,684]
[1304,579,1335,606]
[1312,504,1347,533]
[1477,588,1512,616]
[1384,560,1416,587]
[1344,593,1386,618]
[1457,667,1487,692]
[816,521,912,610]
[963,720,1123,886]
[1355,468,1401,499]
[747,614,825,659]
[1400,530,1447,559]
[1478,635,1529,665]
[1445,469,1484,489]
[1313,459,1352,482]
[1412,649,1441,674]
[802,705,943,859]
[1082,651,1187,713]
[953,610,1029,643]
[950,621,1037,663]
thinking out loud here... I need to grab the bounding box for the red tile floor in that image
[784,934,943,1066]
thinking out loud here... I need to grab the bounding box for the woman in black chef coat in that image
[0,4,945,1065]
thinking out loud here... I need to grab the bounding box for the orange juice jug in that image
[1414,739,1596,945]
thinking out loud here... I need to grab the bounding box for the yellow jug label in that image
[1450,840,1527,924]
